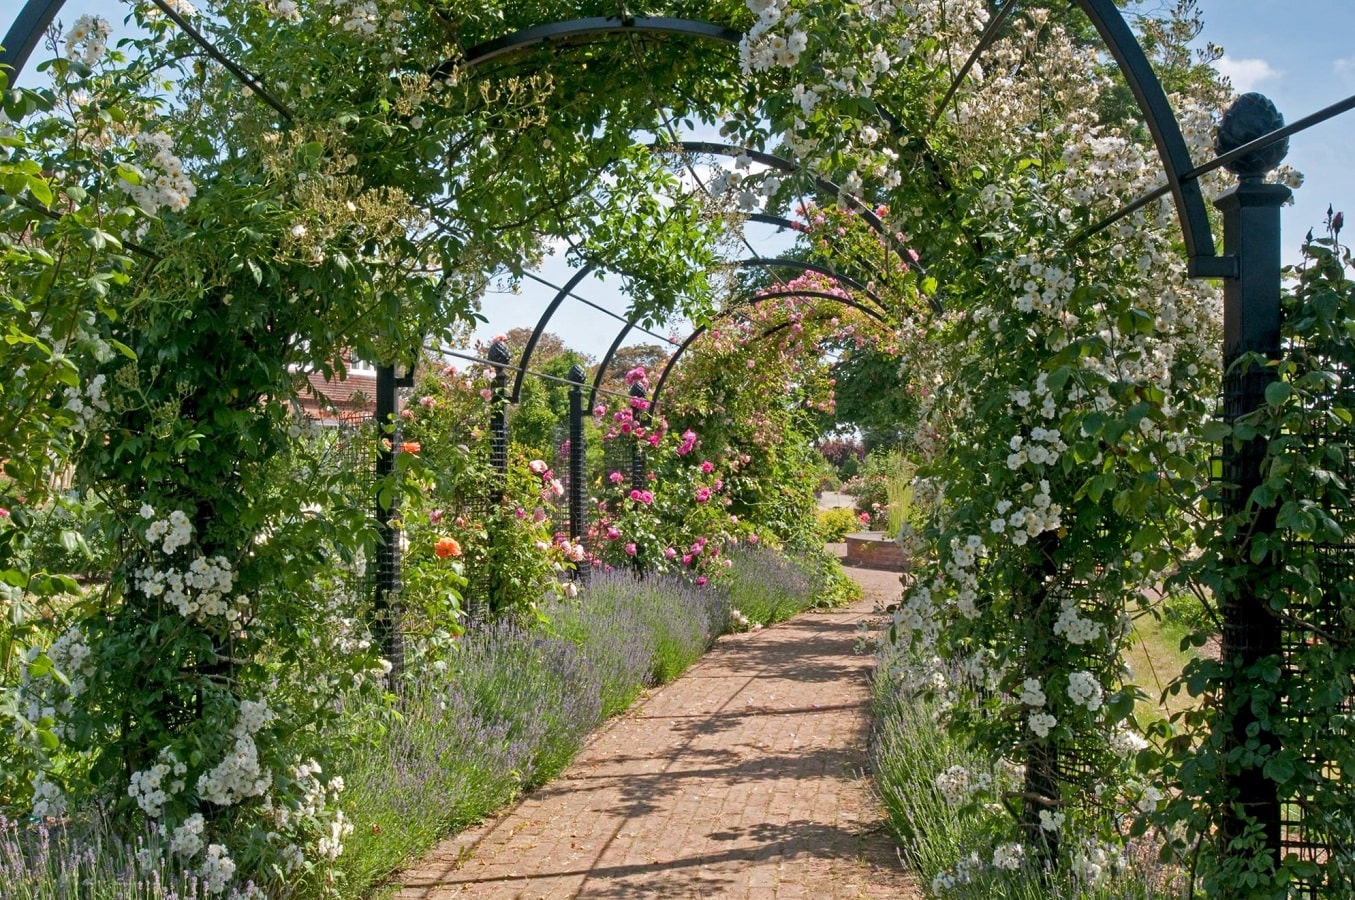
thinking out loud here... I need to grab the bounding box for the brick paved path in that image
[395,561,920,899]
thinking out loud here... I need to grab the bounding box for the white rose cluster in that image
[261,758,352,872]
[1070,841,1122,885]
[17,624,98,747]
[135,553,246,624]
[317,0,391,38]
[128,748,188,817]
[944,534,985,619]
[1108,726,1149,757]
[198,843,237,895]
[63,373,111,432]
[1053,595,1103,646]
[135,507,250,625]
[144,507,193,554]
[267,0,302,21]
[30,770,66,818]
[119,132,196,214]
[1065,670,1104,712]
[934,764,991,806]
[930,851,984,894]
[1027,710,1057,738]
[197,700,276,807]
[739,0,806,73]
[64,16,112,66]
[170,812,207,857]
[992,841,1026,870]
[1018,677,1046,707]
[709,153,787,214]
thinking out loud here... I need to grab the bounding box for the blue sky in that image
[1196,0,1355,258]
[8,1,1355,357]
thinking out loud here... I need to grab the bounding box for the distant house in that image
[296,354,380,425]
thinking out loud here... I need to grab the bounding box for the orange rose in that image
[434,537,462,558]
[400,441,421,454]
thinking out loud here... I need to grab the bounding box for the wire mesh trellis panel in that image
[548,422,572,535]
[1278,334,1355,896]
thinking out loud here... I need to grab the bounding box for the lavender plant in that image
[543,592,657,717]
[0,815,260,900]
[721,545,818,628]
[584,571,730,684]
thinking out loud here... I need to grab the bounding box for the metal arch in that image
[649,287,895,415]
[661,142,896,250]
[736,257,887,312]
[648,328,706,418]
[447,9,1223,277]
[1074,0,1223,278]
[585,256,888,412]
[510,262,595,402]
[5,5,1225,278]
[1,0,62,77]
[587,321,645,413]
[740,289,888,326]
[440,16,742,77]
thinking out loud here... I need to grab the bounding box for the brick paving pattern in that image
[395,561,920,899]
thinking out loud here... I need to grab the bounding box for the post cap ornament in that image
[1216,92,1289,178]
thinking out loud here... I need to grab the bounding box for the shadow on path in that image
[394,562,918,899]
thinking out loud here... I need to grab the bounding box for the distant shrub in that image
[817,507,859,541]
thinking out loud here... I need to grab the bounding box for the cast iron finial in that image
[629,381,647,398]
[487,339,511,365]
[567,363,587,384]
[1216,92,1288,178]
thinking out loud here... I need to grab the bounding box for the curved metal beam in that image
[1074,0,1222,277]
[0,0,61,77]
[4,4,1227,280]
[588,321,644,413]
[441,16,742,77]
[741,289,888,326]
[735,257,887,313]
[511,262,595,402]
[649,286,894,414]
[648,327,706,418]
[660,140,926,280]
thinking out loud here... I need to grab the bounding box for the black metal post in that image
[488,340,511,482]
[567,364,588,583]
[629,381,648,493]
[473,340,512,626]
[1214,92,1291,870]
[374,364,405,679]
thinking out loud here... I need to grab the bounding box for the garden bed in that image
[844,532,907,571]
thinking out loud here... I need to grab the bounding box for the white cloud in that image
[1215,55,1281,94]
[1335,57,1355,87]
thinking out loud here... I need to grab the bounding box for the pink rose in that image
[700,460,714,474]
[625,542,637,557]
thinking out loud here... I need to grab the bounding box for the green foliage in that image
[1148,225,1355,895]
[400,363,572,632]
[816,507,859,541]
[872,647,1182,898]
